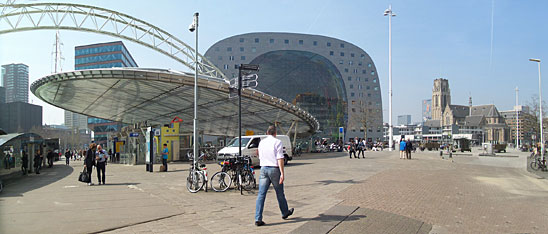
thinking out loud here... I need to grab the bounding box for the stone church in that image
[429,78,508,143]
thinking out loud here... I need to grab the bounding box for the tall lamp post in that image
[515,86,519,148]
[384,5,396,151]
[189,12,199,166]
[529,58,543,161]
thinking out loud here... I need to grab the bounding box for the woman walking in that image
[84,144,97,186]
[96,145,107,185]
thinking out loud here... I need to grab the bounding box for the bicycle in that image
[210,155,255,194]
[186,162,208,193]
[530,157,547,171]
[292,146,302,157]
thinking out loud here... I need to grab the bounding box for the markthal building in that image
[205,33,383,141]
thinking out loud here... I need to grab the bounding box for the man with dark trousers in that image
[162,144,168,172]
[84,143,97,186]
[65,149,71,165]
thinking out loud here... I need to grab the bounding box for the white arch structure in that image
[0,2,226,80]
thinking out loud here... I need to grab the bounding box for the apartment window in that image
[229,56,234,61]
[327,42,332,47]
[371,71,376,75]
[358,62,362,66]
[251,47,257,53]
[350,84,354,89]
[284,39,289,44]
[218,56,222,60]
[347,77,352,81]
[330,51,334,56]
[344,68,349,73]
[340,52,345,57]
[352,108,356,113]
[367,93,371,97]
[270,39,274,43]
[349,61,353,65]
[358,85,362,89]
[351,92,355,97]
[367,86,370,90]
[341,43,345,48]
[299,40,304,45]
[223,64,228,69]
[368,63,372,67]
[361,54,366,59]
[357,77,361,81]
[239,38,245,43]
[241,56,246,60]
[313,41,318,46]
[215,47,220,51]
[255,38,260,43]
[353,69,358,73]
[365,78,369,82]
[373,79,377,83]
[339,60,344,64]
[374,87,379,90]
[234,64,239,69]
[351,53,355,57]
[362,70,366,74]
[240,47,244,52]
[227,47,232,52]
[352,100,356,105]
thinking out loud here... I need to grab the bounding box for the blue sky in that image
[1,0,547,125]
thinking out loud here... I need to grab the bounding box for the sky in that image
[1,0,548,125]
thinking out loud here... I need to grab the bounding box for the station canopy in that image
[31,68,319,137]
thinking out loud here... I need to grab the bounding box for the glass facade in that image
[249,50,347,138]
[75,41,137,145]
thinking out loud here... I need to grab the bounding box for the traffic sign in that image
[129,133,139,137]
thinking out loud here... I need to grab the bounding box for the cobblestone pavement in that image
[1,149,547,234]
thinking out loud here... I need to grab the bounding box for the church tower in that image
[432,78,451,120]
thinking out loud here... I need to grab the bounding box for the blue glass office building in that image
[75,41,138,145]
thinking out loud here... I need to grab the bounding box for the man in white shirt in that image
[254,126,294,226]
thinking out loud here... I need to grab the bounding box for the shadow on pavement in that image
[285,162,312,167]
[268,213,367,226]
[0,164,74,197]
[100,182,140,186]
[316,179,358,185]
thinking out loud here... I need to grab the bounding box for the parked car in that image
[217,135,293,166]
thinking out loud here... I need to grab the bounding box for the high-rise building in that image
[64,111,89,132]
[0,87,5,104]
[74,41,138,145]
[0,102,42,133]
[2,63,29,103]
[500,105,535,146]
[397,115,411,125]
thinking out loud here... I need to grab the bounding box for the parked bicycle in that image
[186,162,208,193]
[210,155,255,194]
[530,157,547,171]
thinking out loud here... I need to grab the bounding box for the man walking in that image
[255,126,294,226]
[65,149,71,165]
[96,145,107,185]
[162,144,168,172]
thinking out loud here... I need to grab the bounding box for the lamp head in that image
[530,58,541,62]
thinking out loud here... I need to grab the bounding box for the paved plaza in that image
[1,148,547,234]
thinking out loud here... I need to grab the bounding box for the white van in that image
[217,135,293,166]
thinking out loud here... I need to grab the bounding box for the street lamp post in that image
[190,12,199,166]
[515,86,519,149]
[530,58,543,161]
[384,5,396,151]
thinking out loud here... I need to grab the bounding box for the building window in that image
[313,41,318,46]
[362,70,366,74]
[359,93,363,97]
[241,56,246,60]
[365,78,369,82]
[223,64,228,69]
[327,42,331,47]
[339,60,344,64]
[344,68,349,73]
[350,84,354,89]
[284,39,289,44]
[229,56,234,61]
[218,56,222,60]
[330,51,334,56]
[367,86,370,90]
[357,77,361,81]
[367,93,371,97]
[371,71,375,75]
[234,64,239,69]
[351,53,355,57]
[358,62,362,66]
[227,47,232,52]
[348,77,352,81]
[352,108,356,113]
[299,40,304,45]
[341,43,345,48]
[353,69,358,73]
[240,47,244,52]
[215,47,220,51]
[340,52,345,57]
[270,39,274,43]
[373,79,377,83]
[239,38,245,43]
[352,100,356,105]
[358,84,362,89]
[368,63,372,67]
[361,54,366,59]
[232,73,236,78]
[251,47,257,53]
[349,61,353,65]
[351,92,355,97]
[374,87,379,91]
[255,38,259,43]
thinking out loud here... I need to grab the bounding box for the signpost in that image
[235,64,259,157]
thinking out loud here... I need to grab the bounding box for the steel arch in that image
[0,2,226,80]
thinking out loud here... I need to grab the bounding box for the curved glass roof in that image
[31,68,319,137]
